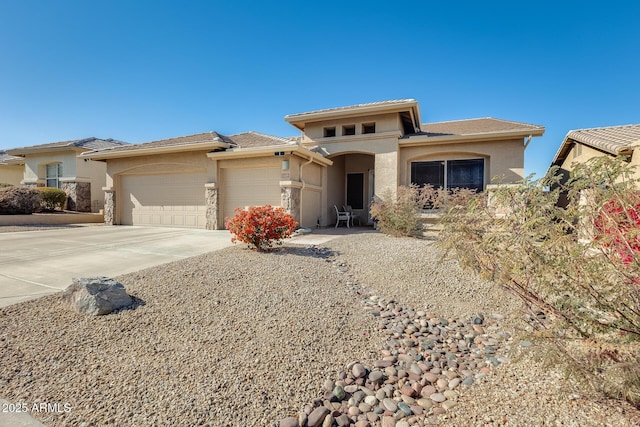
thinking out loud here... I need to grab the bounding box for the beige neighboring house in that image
[82,99,545,229]
[0,150,25,186]
[551,123,640,180]
[7,138,128,212]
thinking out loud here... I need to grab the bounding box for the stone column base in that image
[205,184,219,230]
[104,188,116,225]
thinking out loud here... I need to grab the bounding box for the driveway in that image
[0,226,233,308]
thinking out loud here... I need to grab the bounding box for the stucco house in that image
[6,137,128,212]
[82,99,545,229]
[0,150,25,186]
[550,123,640,180]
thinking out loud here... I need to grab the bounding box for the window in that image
[342,124,355,136]
[411,159,484,192]
[346,173,364,209]
[323,127,336,137]
[46,163,63,188]
[362,123,376,134]
[573,143,582,158]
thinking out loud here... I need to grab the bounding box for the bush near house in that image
[0,186,41,214]
[437,156,640,407]
[38,187,67,211]
[224,205,298,251]
[370,185,431,237]
[370,184,476,237]
[0,183,13,188]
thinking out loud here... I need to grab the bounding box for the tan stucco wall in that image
[558,143,606,174]
[399,138,525,187]
[301,113,402,141]
[558,143,640,183]
[106,151,215,186]
[631,150,640,180]
[23,152,78,185]
[0,164,24,186]
[77,159,108,212]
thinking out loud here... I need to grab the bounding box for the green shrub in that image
[38,187,67,211]
[370,185,430,237]
[370,184,475,237]
[0,183,13,188]
[224,205,298,251]
[0,186,41,214]
[437,156,640,406]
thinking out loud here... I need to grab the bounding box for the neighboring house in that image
[82,99,544,229]
[7,137,128,212]
[551,123,640,180]
[0,150,25,186]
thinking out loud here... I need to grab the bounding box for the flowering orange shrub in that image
[224,205,298,251]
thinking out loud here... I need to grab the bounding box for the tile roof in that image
[416,118,545,137]
[552,123,640,166]
[286,99,418,118]
[567,124,640,154]
[228,131,296,148]
[9,137,128,154]
[85,132,232,154]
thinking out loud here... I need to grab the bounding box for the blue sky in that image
[0,1,638,178]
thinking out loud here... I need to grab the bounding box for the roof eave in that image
[6,145,82,156]
[207,145,333,166]
[81,141,231,160]
[285,100,420,129]
[399,128,545,146]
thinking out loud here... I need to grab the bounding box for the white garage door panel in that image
[121,173,207,228]
[221,167,281,222]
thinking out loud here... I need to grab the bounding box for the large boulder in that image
[65,277,133,315]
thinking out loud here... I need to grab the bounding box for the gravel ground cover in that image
[1,232,639,426]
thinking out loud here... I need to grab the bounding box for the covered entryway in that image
[220,167,282,224]
[326,153,375,226]
[120,173,207,228]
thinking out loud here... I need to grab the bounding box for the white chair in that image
[343,205,361,226]
[334,205,350,228]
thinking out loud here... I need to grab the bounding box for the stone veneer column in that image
[205,183,219,230]
[103,188,116,225]
[61,180,91,212]
[280,182,301,224]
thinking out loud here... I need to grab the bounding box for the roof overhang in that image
[551,136,635,167]
[7,146,87,157]
[207,145,333,166]
[285,100,421,131]
[80,141,231,161]
[399,128,545,147]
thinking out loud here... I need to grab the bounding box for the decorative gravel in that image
[1,232,639,426]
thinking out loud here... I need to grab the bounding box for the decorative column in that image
[205,183,219,230]
[61,179,91,212]
[280,181,302,224]
[103,187,116,225]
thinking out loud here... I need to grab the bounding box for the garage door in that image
[221,167,281,224]
[120,173,207,228]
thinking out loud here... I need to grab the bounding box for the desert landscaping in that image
[1,230,640,426]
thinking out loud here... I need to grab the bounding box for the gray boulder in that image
[65,277,133,315]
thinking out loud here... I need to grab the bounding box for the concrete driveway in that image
[0,226,233,308]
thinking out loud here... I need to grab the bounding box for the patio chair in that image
[343,205,361,226]
[334,205,350,228]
